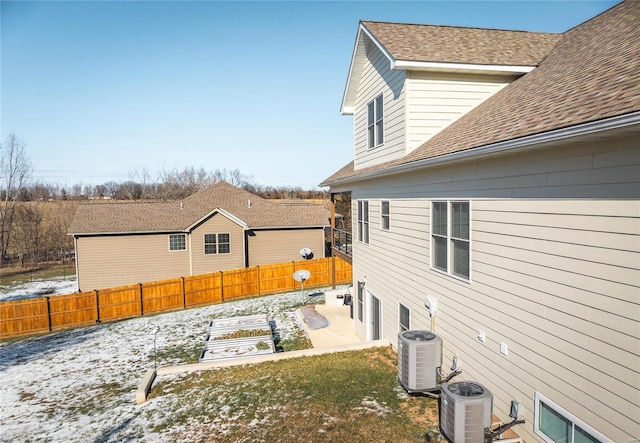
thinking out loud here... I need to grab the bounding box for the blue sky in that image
[1,0,619,190]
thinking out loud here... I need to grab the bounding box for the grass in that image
[0,264,76,287]
[147,346,442,442]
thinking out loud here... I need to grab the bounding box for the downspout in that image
[244,229,250,268]
[74,236,80,292]
[330,195,336,288]
[188,232,193,276]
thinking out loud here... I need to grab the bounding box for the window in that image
[357,281,364,322]
[381,200,390,231]
[432,201,470,279]
[169,234,186,251]
[367,94,384,148]
[358,200,369,244]
[204,234,217,254]
[535,392,612,443]
[218,233,230,254]
[399,303,410,332]
[204,233,231,254]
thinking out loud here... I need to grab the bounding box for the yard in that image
[0,288,440,442]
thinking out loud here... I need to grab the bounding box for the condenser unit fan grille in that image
[402,330,436,341]
[449,381,485,397]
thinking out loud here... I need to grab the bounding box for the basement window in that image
[534,392,613,443]
[357,281,364,322]
[399,303,410,332]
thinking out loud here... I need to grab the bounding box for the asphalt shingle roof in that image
[323,1,639,186]
[361,21,561,66]
[69,182,330,235]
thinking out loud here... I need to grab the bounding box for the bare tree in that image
[45,200,77,264]
[13,202,44,266]
[0,133,32,267]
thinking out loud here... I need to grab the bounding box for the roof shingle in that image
[323,1,639,186]
[361,21,561,66]
[69,182,330,235]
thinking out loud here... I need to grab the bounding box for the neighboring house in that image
[69,181,330,291]
[322,2,639,443]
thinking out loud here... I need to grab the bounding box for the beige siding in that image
[190,213,245,275]
[349,132,640,442]
[248,228,325,266]
[353,36,406,170]
[405,72,513,152]
[75,233,191,291]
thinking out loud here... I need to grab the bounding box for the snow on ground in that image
[0,276,78,302]
[0,288,326,442]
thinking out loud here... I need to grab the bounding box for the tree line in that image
[0,133,328,269]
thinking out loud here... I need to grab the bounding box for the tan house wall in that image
[190,213,246,275]
[354,36,406,170]
[248,228,325,266]
[349,132,640,442]
[405,71,513,152]
[75,233,191,291]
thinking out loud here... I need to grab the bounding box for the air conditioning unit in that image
[439,381,493,443]
[397,330,443,392]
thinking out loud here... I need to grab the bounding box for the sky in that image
[1,0,620,191]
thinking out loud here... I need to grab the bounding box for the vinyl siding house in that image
[321,2,639,442]
[69,182,330,291]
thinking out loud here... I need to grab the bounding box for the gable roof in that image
[69,181,330,235]
[341,20,561,114]
[325,0,640,186]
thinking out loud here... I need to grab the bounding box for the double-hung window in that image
[431,201,470,280]
[169,234,186,251]
[367,94,384,148]
[381,200,390,231]
[357,200,369,244]
[534,392,612,443]
[204,233,230,254]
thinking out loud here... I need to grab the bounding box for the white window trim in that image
[430,200,471,282]
[169,233,187,251]
[367,93,384,149]
[398,302,410,332]
[356,280,364,323]
[204,233,231,255]
[380,200,390,231]
[357,200,369,245]
[534,392,613,443]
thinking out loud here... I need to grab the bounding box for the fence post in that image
[181,277,186,309]
[331,256,336,289]
[45,296,52,331]
[291,261,296,291]
[139,283,144,315]
[95,290,100,323]
[256,266,261,296]
[220,271,224,302]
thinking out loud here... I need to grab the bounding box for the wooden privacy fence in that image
[0,257,352,339]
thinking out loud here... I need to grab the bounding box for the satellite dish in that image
[300,248,313,260]
[293,269,311,300]
[293,270,310,283]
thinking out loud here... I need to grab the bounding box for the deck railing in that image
[332,229,352,257]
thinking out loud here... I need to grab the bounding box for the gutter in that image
[326,111,640,187]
